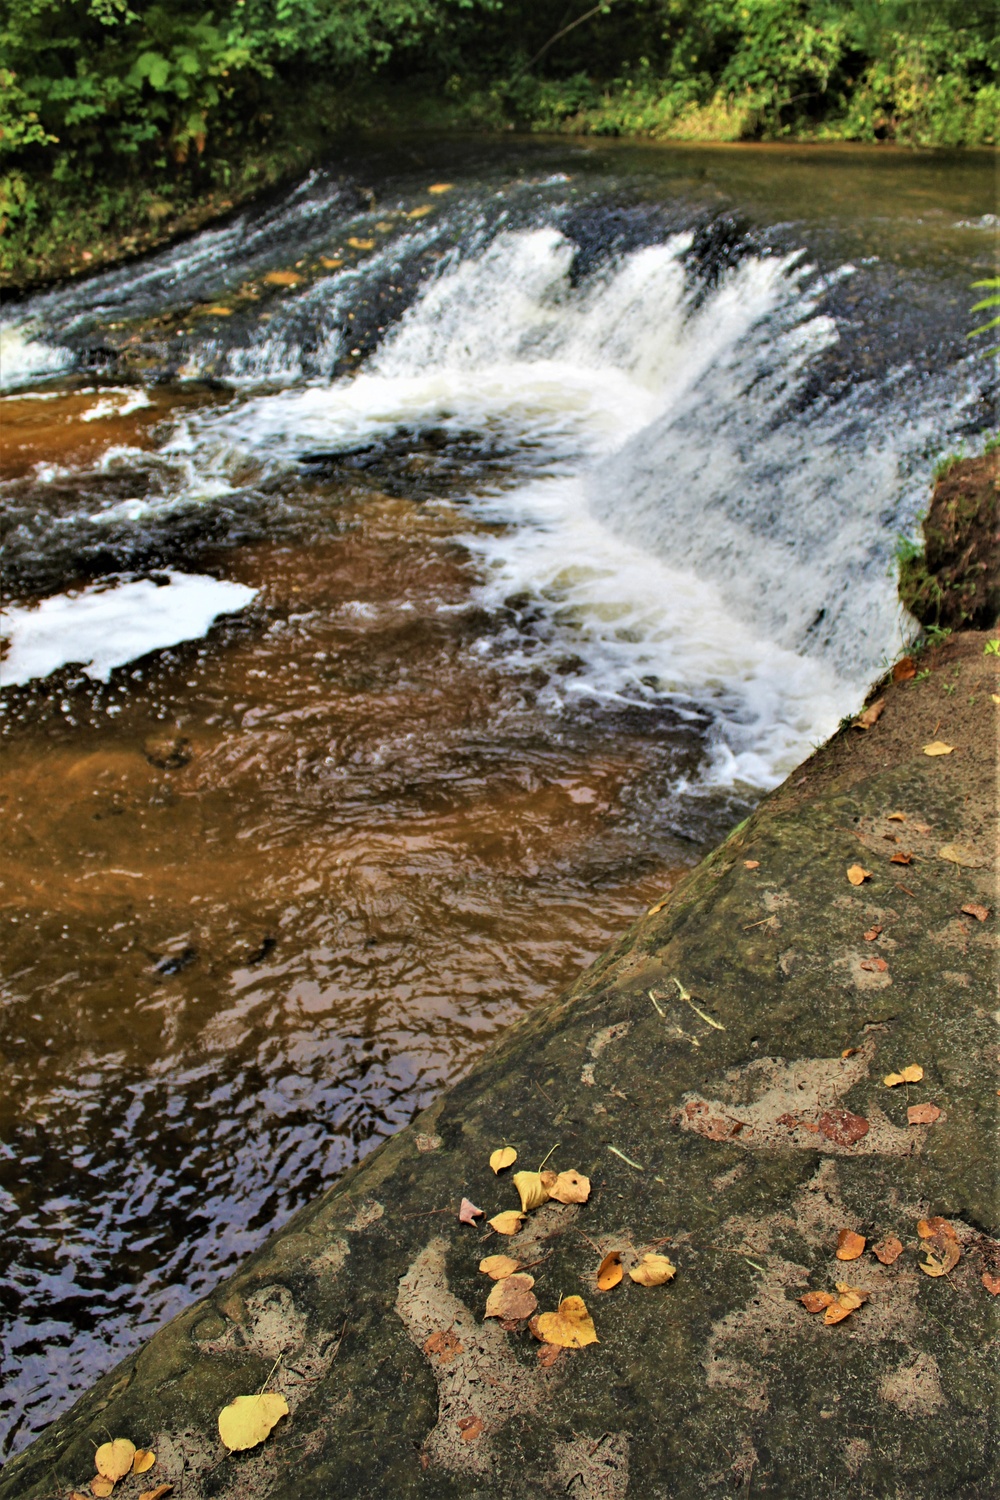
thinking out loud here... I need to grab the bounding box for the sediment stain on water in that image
[0,138,993,1456]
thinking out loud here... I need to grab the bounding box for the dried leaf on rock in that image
[847,864,872,886]
[917,1217,961,1277]
[513,1171,550,1212]
[548,1169,591,1204]
[96,1441,136,1482]
[872,1236,903,1265]
[346,237,375,250]
[836,1229,866,1261]
[835,1284,867,1310]
[922,741,954,756]
[889,852,913,865]
[884,1065,923,1086]
[744,860,760,870]
[537,1343,562,1368]
[423,1329,463,1364]
[818,1109,869,1146]
[823,1302,852,1325]
[629,1252,677,1287]
[459,1198,484,1224]
[908,1103,942,1125]
[597,1252,623,1290]
[132,1450,156,1475]
[800,1291,836,1313]
[91,1482,115,1499]
[489,1210,525,1235]
[892,657,916,681]
[263,270,301,286]
[534,1295,599,1347]
[479,1254,519,1280]
[489,1147,517,1173]
[961,902,990,921]
[863,925,883,941]
[485,1273,537,1321]
[860,957,888,972]
[981,1272,1000,1295]
[887,811,907,821]
[853,698,885,730]
[938,843,983,867]
[217,1392,289,1452]
[138,1488,173,1500]
[458,1416,483,1443]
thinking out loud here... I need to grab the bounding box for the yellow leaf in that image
[91,1482,115,1499]
[488,1210,525,1235]
[628,1252,677,1286]
[484,1273,537,1320]
[96,1440,136,1481]
[406,205,433,219]
[534,1295,598,1348]
[346,237,375,250]
[937,842,983,867]
[883,1064,923,1087]
[823,1302,853,1324]
[132,1449,156,1474]
[547,1169,591,1204]
[263,271,301,287]
[846,864,872,886]
[489,1146,517,1173]
[835,1229,866,1261]
[203,305,232,316]
[512,1170,550,1212]
[922,741,954,756]
[138,1488,173,1500]
[834,1283,866,1310]
[597,1251,623,1290]
[320,256,343,269]
[479,1254,519,1280]
[217,1392,289,1452]
[428,183,453,193]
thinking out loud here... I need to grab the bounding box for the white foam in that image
[0,573,257,686]
[0,323,74,390]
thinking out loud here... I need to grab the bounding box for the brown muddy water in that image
[0,137,994,1456]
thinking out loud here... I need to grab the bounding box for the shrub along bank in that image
[1,0,997,289]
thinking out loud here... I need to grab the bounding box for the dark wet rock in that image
[3,633,997,1500]
[144,735,193,769]
[899,451,1000,631]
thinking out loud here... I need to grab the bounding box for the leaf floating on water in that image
[513,1170,549,1212]
[800,1290,836,1313]
[346,237,375,250]
[96,1441,136,1482]
[548,1169,591,1204]
[872,1236,903,1265]
[853,698,885,730]
[836,1229,866,1261]
[846,864,872,885]
[489,1146,517,1173]
[479,1254,519,1280]
[884,1064,923,1087]
[488,1210,525,1235]
[263,270,301,286]
[961,902,990,921]
[922,741,954,756]
[485,1273,537,1321]
[628,1252,677,1287]
[533,1295,598,1348]
[908,1102,942,1125]
[597,1252,623,1291]
[218,1392,289,1452]
[427,183,453,194]
[459,1198,484,1224]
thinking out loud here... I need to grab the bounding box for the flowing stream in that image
[0,137,993,1456]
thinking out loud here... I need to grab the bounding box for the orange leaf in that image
[846,864,872,885]
[892,657,916,681]
[872,1236,903,1265]
[488,1211,524,1235]
[458,1416,483,1443]
[596,1252,623,1291]
[823,1302,853,1325]
[836,1230,866,1261]
[961,902,989,922]
[263,270,301,286]
[907,1102,942,1125]
[889,851,913,865]
[132,1451,156,1475]
[547,1169,591,1204]
[800,1290,836,1313]
[982,1272,1000,1296]
[423,1329,462,1364]
[138,1489,174,1500]
[536,1343,562,1367]
[863,925,883,941]
[744,859,760,869]
[853,698,885,730]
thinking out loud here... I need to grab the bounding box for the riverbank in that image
[3,505,997,1492]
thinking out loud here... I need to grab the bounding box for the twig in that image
[742,916,776,931]
[257,1353,283,1397]
[671,975,725,1031]
[537,1142,561,1171]
[607,1144,644,1170]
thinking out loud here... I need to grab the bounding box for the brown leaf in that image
[138,1489,174,1500]
[853,698,885,729]
[860,957,888,972]
[872,1235,903,1265]
[836,1229,866,1261]
[547,1169,591,1204]
[96,1441,136,1482]
[863,925,883,941]
[846,864,872,885]
[823,1302,853,1325]
[907,1102,942,1125]
[488,1210,524,1235]
[536,1343,563,1368]
[800,1290,836,1313]
[884,1064,923,1086]
[818,1109,869,1146]
[889,851,913,865]
[533,1295,598,1347]
[917,1217,961,1276]
[892,657,916,681]
[628,1252,677,1287]
[744,859,760,869]
[423,1328,462,1363]
[596,1252,623,1291]
[961,902,990,921]
[922,741,954,756]
[841,1047,859,1058]
[981,1272,1000,1296]
[458,1416,483,1443]
[489,1147,517,1173]
[512,1170,550,1213]
[479,1254,519,1280]
[484,1273,537,1321]
[132,1451,156,1475]
[459,1198,484,1224]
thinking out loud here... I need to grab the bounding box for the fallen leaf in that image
[907,1102,942,1125]
[872,1236,903,1265]
[138,1489,173,1500]
[263,270,301,286]
[823,1303,853,1325]
[835,1283,867,1310]
[320,256,343,269]
[70,1493,90,1500]
[547,1169,591,1204]
[459,1198,484,1224]
[841,1047,859,1058]
[883,1064,924,1086]
[938,842,985,867]
[533,1295,599,1347]
[132,1450,156,1474]
[917,1216,948,1238]
[887,811,907,821]
[423,1328,463,1363]
[479,1254,519,1280]
[853,698,885,729]
[218,1392,289,1452]
[406,205,433,219]
[597,1252,623,1290]
[860,957,889,972]
[92,1483,115,1499]
[458,1416,483,1442]
[628,1252,677,1287]
[982,1272,1000,1295]
[889,851,913,865]
[96,1441,136,1482]
[922,741,954,756]
[489,1146,517,1173]
[818,1109,869,1146]
[892,657,916,681]
[488,1210,525,1235]
[202,305,233,316]
[536,1343,562,1368]
[346,237,375,250]
[801,1290,836,1313]
[847,864,872,885]
[863,925,883,941]
[836,1229,866,1261]
[917,1217,961,1276]
[485,1272,537,1321]
[744,859,760,869]
[428,183,453,193]
[961,902,990,921]
[513,1170,550,1212]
